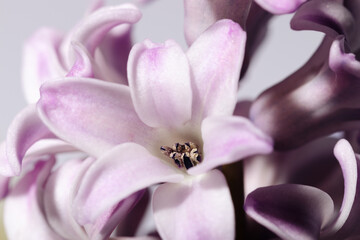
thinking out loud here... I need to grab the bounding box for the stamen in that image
[160,142,202,170]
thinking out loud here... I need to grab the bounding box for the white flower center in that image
[160,142,202,170]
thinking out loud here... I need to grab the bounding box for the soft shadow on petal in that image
[153,170,235,240]
[128,39,192,128]
[37,78,154,157]
[188,116,273,175]
[187,19,246,121]
[245,184,334,240]
[74,143,184,225]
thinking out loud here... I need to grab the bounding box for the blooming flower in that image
[244,139,360,239]
[36,19,273,239]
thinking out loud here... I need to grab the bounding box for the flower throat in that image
[160,142,202,170]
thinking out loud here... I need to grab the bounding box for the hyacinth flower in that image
[1,3,145,177]
[244,139,360,239]
[23,2,141,104]
[36,19,273,239]
[250,0,360,150]
[184,0,271,78]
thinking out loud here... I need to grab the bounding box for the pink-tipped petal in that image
[187,19,246,121]
[128,39,192,128]
[245,184,335,240]
[183,0,251,45]
[255,0,307,14]
[37,78,154,157]
[74,143,184,225]
[4,159,61,240]
[6,105,55,176]
[22,28,65,103]
[63,4,141,68]
[188,116,273,175]
[153,170,235,240]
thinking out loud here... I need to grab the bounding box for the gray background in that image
[0,0,322,140]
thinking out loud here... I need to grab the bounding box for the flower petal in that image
[153,169,235,240]
[128,39,192,128]
[255,0,307,14]
[5,105,55,176]
[62,4,141,68]
[22,28,65,103]
[291,0,354,40]
[183,0,251,45]
[44,158,95,239]
[245,184,335,240]
[66,42,94,78]
[322,139,360,238]
[74,143,184,225]
[188,116,273,175]
[187,19,246,121]
[4,159,62,240]
[37,78,154,157]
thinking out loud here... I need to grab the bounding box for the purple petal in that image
[5,105,55,176]
[291,0,354,40]
[183,0,251,45]
[188,116,273,175]
[245,184,334,240]
[128,39,192,128]
[74,143,183,225]
[22,28,65,103]
[62,4,141,68]
[255,0,307,14]
[3,159,62,239]
[153,170,235,240]
[187,19,246,121]
[329,36,360,77]
[37,78,154,157]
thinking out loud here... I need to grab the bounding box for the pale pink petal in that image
[6,105,55,176]
[187,19,246,121]
[109,237,159,240]
[24,139,77,159]
[255,0,307,14]
[96,24,132,84]
[66,42,94,78]
[37,78,154,157]
[22,28,65,103]
[74,143,184,225]
[44,158,95,239]
[62,4,141,68]
[128,39,192,128]
[188,116,273,175]
[4,159,62,240]
[245,184,335,240]
[0,147,10,199]
[153,170,235,240]
[183,0,251,45]
[85,191,144,240]
[322,139,358,237]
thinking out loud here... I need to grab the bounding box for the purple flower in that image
[244,139,360,239]
[36,19,272,240]
[250,0,360,150]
